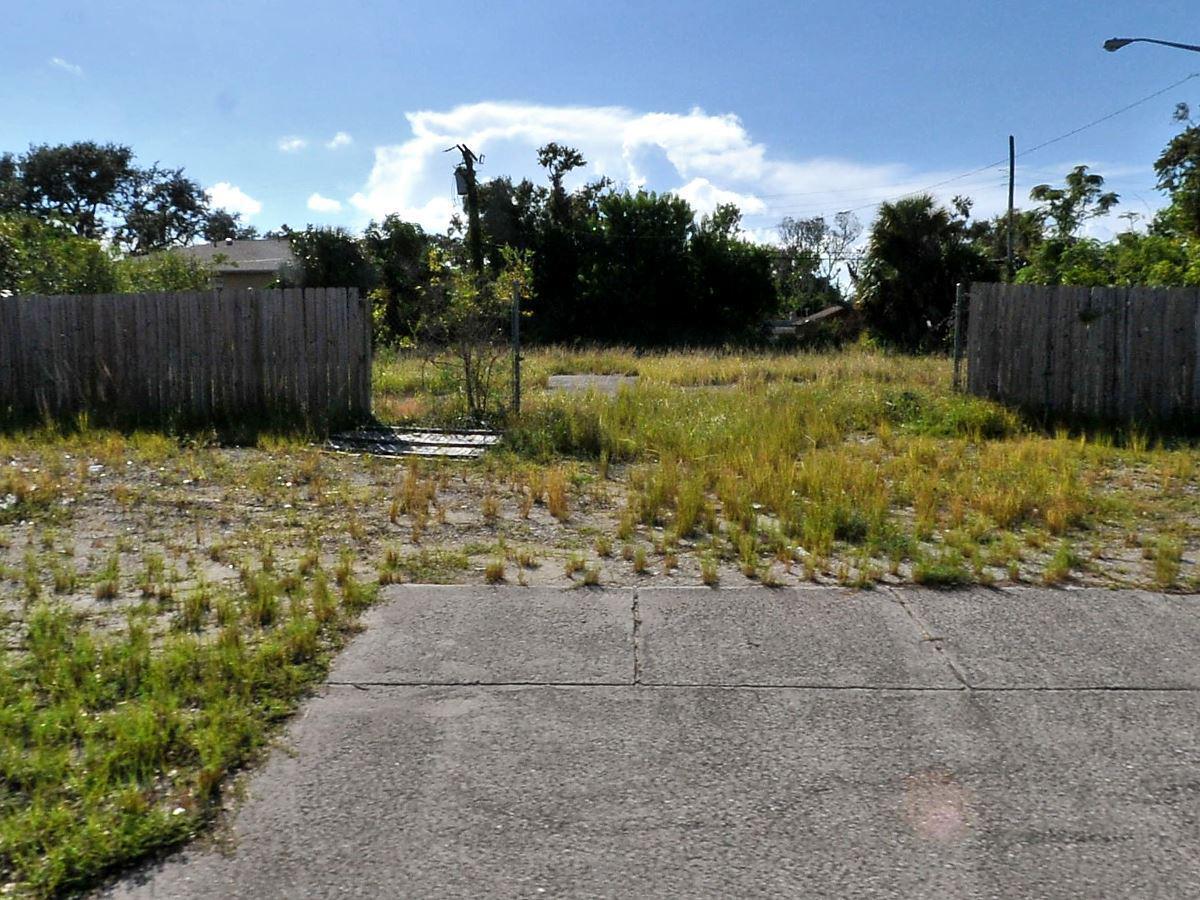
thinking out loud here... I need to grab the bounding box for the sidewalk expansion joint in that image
[321,679,1200,693]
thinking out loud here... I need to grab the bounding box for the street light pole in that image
[1104,36,1200,54]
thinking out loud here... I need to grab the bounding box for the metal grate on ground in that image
[325,426,501,459]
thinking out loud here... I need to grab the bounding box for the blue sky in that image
[3,1,1199,242]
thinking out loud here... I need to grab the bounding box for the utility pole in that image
[1007,135,1016,282]
[451,143,484,278]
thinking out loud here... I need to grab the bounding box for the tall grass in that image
[457,346,1188,583]
[0,570,376,896]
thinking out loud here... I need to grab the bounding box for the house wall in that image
[215,270,278,291]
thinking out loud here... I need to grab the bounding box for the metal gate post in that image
[511,281,521,415]
[952,282,966,392]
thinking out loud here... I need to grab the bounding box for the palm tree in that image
[857,195,997,351]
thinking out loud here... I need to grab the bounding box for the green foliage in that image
[775,212,859,315]
[1029,165,1119,240]
[362,215,431,343]
[585,190,697,342]
[0,142,137,238]
[1153,104,1200,239]
[1017,232,1200,287]
[0,579,372,896]
[1016,237,1111,286]
[202,209,258,242]
[913,548,971,586]
[476,145,781,345]
[964,208,1044,278]
[281,225,377,293]
[690,204,780,341]
[112,251,213,292]
[857,195,997,351]
[1,142,238,254]
[414,245,533,421]
[114,166,209,254]
[0,214,215,295]
[0,215,116,295]
[1013,116,1200,287]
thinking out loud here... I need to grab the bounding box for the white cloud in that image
[307,193,343,213]
[206,182,262,217]
[49,57,83,76]
[675,177,765,217]
[348,100,1160,238]
[326,131,353,149]
[278,136,308,153]
[351,102,783,230]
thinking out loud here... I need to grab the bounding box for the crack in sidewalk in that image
[885,586,973,691]
[632,588,642,685]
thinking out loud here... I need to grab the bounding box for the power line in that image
[1018,71,1198,158]
[758,169,1010,202]
[763,178,1012,218]
[757,71,1200,219]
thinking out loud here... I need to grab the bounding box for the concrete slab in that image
[105,685,1200,899]
[546,374,637,395]
[637,587,958,688]
[327,585,634,685]
[904,587,1200,688]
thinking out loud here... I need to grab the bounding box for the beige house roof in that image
[172,238,296,274]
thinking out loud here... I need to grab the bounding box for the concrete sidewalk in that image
[105,586,1200,899]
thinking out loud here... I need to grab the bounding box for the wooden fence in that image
[966,282,1200,422]
[0,288,371,426]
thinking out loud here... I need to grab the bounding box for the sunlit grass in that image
[0,569,376,897]
[378,344,1200,589]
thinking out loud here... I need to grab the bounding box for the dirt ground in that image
[2,433,1186,655]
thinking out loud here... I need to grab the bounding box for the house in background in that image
[170,238,297,290]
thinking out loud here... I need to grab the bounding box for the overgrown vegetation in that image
[375,345,1200,589]
[0,577,373,896]
[2,346,1199,893]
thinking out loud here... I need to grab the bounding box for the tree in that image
[1029,165,1119,240]
[1153,103,1200,238]
[415,245,532,421]
[856,195,997,351]
[115,166,210,254]
[584,190,697,344]
[964,208,1043,278]
[202,209,259,242]
[537,142,587,223]
[0,142,248,253]
[775,212,860,315]
[1015,231,1200,287]
[0,154,22,214]
[690,204,778,339]
[476,175,542,270]
[524,144,610,342]
[0,142,138,238]
[112,251,213,292]
[363,215,431,342]
[282,225,377,293]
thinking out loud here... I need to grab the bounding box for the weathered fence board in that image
[0,288,370,426]
[967,282,1200,423]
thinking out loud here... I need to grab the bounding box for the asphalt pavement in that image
[103,585,1200,899]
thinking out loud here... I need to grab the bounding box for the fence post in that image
[511,281,522,416]
[952,282,966,392]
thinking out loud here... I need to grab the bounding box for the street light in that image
[1104,36,1200,54]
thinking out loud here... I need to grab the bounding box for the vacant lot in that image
[2,346,1198,894]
